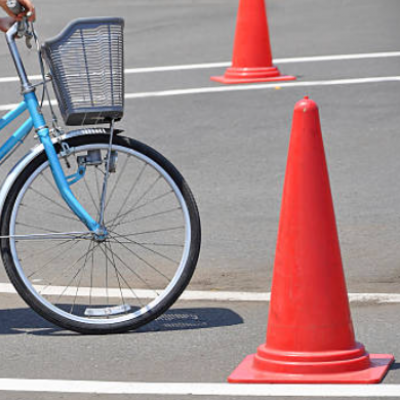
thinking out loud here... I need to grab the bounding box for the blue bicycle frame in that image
[4,22,101,234]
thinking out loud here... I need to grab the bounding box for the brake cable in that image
[29,21,63,136]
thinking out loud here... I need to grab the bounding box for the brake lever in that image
[23,12,34,49]
[12,9,33,42]
[15,20,25,38]
[17,12,34,48]
[25,30,33,49]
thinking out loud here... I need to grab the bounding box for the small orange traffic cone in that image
[211,0,295,84]
[228,97,394,383]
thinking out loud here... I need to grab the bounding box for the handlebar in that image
[5,0,33,46]
[6,0,24,15]
[4,1,36,92]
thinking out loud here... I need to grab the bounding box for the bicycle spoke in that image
[105,240,109,306]
[39,242,100,296]
[111,226,184,238]
[94,166,102,200]
[27,239,82,279]
[115,206,181,227]
[104,241,126,306]
[41,172,63,198]
[109,174,162,230]
[16,222,62,234]
[20,204,80,223]
[29,187,73,215]
[106,189,173,229]
[83,175,100,215]
[110,163,147,227]
[104,154,129,212]
[110,230,180,265]
[55,253,92,305]
[89,240,95,306]
[19,236,79,262]
[125,242,184,248]
[125,189,174,214]
[103,241,145,307]
[110,235,171,282]
[6,231,92,241]
[71,241,94,314]
[101,241,160,293]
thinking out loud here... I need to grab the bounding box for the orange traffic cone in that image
[228,97,394,383]
[211,0,295,84]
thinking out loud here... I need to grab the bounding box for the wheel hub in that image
[94,227,109,242]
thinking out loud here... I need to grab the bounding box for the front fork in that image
[24,91,101,234]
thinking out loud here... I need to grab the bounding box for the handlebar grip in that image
[6,0,24,15]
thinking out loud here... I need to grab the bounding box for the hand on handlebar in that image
[0,16,15,32]
[1,0,35,22]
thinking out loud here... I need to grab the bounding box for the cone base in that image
[211,66,296,85]
[228,353,394,384]
[211,74,296,84]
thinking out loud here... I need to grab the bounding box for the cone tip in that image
[294,96,318,113]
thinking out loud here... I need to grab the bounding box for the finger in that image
[3,9,18,19]
[21,8,36,22]
[28,10,35,22]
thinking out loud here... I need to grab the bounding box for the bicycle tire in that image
[1,134,201,334]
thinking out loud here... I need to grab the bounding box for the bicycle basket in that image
[42,17,124,126]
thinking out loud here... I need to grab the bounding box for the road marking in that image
[0,282,269,301]
[184,292,400,303]
[0,76,399,111]
[124,50,400,73]
[0,282,399,303]
[275,50,400,64]
[0,379,399,397]
[1,51,399,84]
[124,76,400,99]
[0,100,54,111]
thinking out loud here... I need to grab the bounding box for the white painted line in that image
[0,282,400,303]
[125,62,229,74]
[180,290,270,302]
[0,283,19,294]
[0,282,270,301]
[0,379,399,397]
[124,50,400,73]
[1,76,399,111]
[1,51,399,84]
[124,76,400,99]
[348,293,400,303]
[0,101,24,111]
[0,99,57,112]
[0,75,42,84]
[182,292,400,304]
[275,51,400,64]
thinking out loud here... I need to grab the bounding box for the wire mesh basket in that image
[42,17,124,126]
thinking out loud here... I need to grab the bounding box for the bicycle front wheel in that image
[1,134,200,334]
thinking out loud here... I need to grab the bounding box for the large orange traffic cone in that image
[228,97,394,383]
[211,0,295,84]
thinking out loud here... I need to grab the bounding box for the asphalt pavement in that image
[1,294,400,400]
[0,0,399,398]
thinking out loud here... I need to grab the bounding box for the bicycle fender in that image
[0,127,112,215]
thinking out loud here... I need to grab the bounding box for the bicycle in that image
[0,2,201,334]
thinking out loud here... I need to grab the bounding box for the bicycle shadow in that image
[138,307,244,333]
[0,306,244,336]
